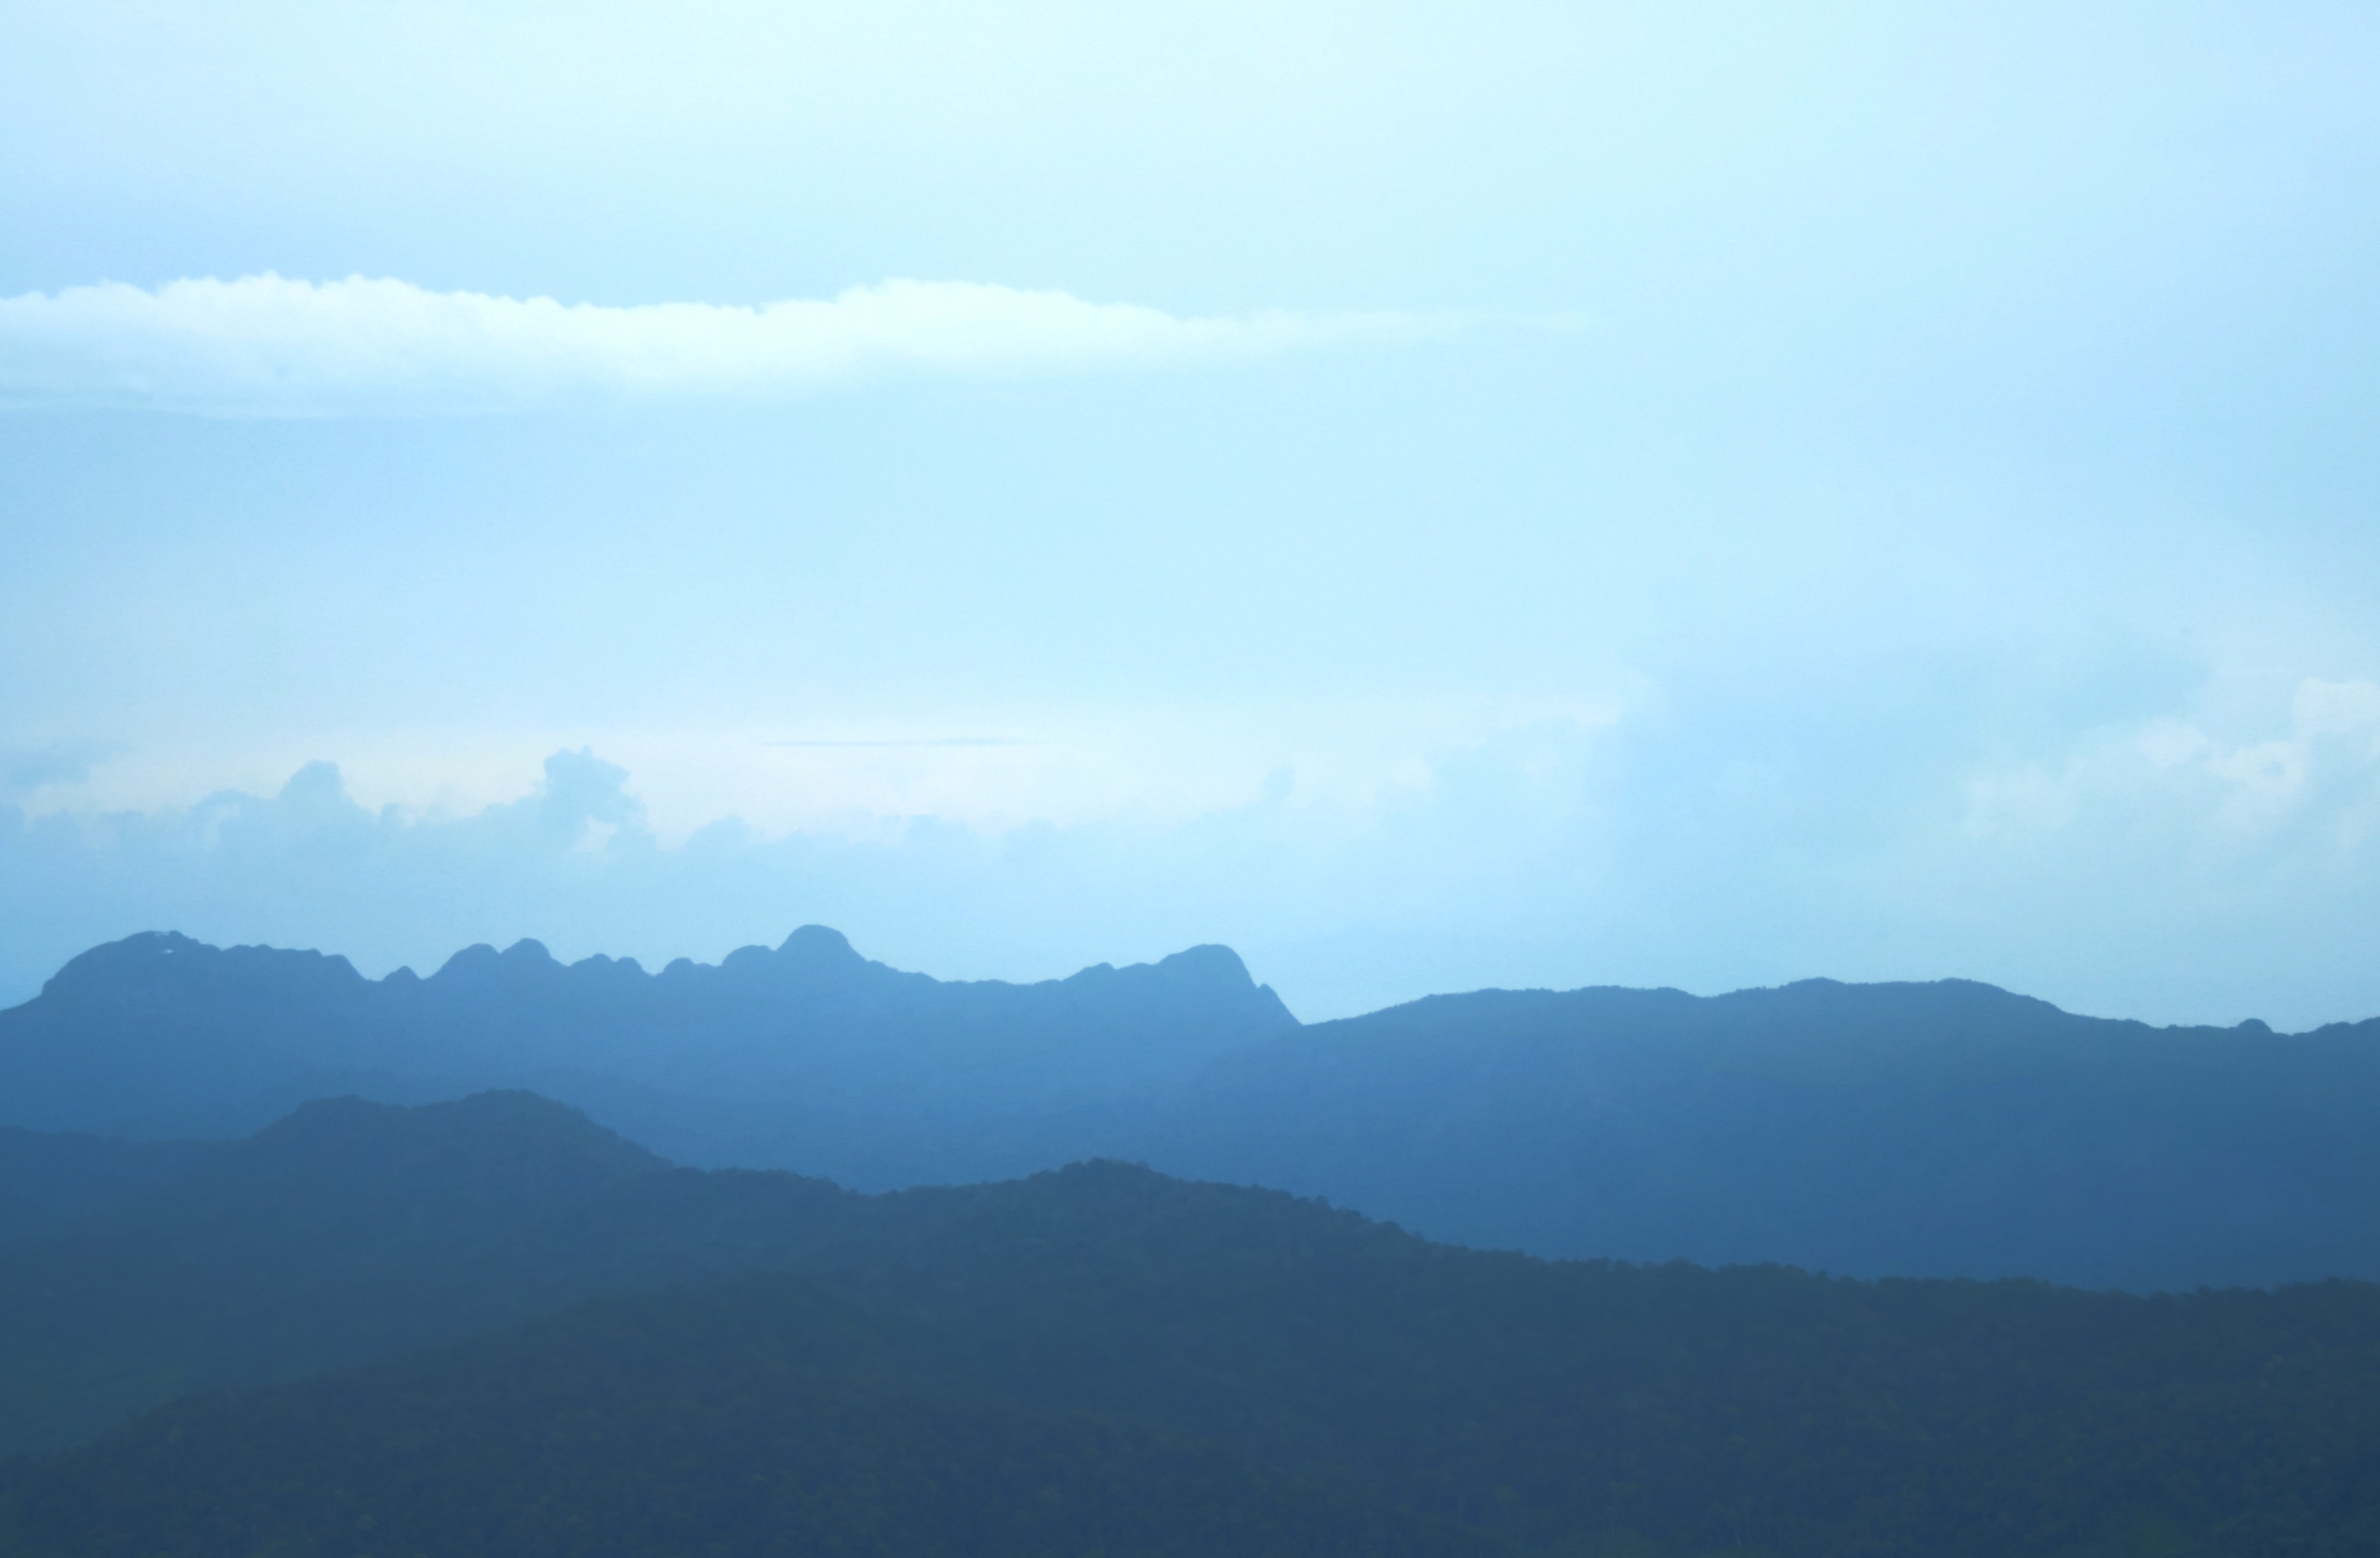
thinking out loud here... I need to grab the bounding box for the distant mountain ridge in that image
[7,930,2380,1289]
[1172,978,2380,1291]
[1,927,1296,1141]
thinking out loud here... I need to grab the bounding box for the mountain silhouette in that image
[5,931,2380,1288]
[1152,977,2380,1289]
[0,927,1295,1155]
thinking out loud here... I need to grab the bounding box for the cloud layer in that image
[8,677,2380,1030]
[0,275,1445,416]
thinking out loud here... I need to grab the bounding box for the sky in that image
[4,1,2379,1026]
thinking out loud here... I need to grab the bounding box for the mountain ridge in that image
[30,926,1278,1010]
[1,927,1299,1142]
[7,930,2380,1289]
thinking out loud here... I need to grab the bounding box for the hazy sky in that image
[5,2,2379,1025]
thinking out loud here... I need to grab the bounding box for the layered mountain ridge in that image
[3,1090,2378,1558]
[6,929,2379,1289]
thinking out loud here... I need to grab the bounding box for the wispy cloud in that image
[2,740,123,795]
[763,738,1029,749]
[0,275,1458,417]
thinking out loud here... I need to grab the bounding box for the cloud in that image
[8,678,2380,1031]
[1962,678,2380,848]
[1,740,122,794]
[763,738,1029,749]
[0,274,1456,416]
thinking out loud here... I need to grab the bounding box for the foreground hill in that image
[0,1274,1483,1558]
[7,931,2380,1286]
[1,1094,2377,1557]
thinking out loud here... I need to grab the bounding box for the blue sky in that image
[5,2,2379,1025]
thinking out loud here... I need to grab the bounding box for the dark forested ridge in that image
[1,1094,2377,1557]
[7,930,2380,1287]
[0,1275,1487,1558]
[0,1127,210,1246]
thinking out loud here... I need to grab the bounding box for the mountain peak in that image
[779,924,861,962]
[1152,943,1258,987]
[39,930,366,1005]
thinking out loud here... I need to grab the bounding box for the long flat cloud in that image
[0,275,1451,416]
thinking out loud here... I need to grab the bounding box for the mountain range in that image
[3,1092,2375,1557]
[5,928,2380,1289]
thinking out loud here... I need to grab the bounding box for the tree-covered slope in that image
[3,1094,2379,1556]
[0,1092,852,1456]
[0,1274,1481,1558]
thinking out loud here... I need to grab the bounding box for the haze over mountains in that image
[7,928,2379,1292]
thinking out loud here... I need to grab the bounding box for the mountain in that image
[0,1092,712,1455]
[7,931,2380,1287]
[0,1127,209,1247]
[1149,978,2380,1290]
[3,1092,2378,1558]
[0,927,1297,1177]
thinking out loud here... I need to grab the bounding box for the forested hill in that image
[7,931,2380,1287]
[1,1092,2377,1558]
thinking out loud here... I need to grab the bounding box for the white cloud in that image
[0,274,1454,416]
[1962,678,2380,843]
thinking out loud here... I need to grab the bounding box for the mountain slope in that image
[3,1093,2378,1557]
[0,1128,209,1246]
[0,1093,725,1455]
[1151,978,2380,1288]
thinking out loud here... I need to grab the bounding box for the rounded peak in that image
[40,930,206,994]
[778,924,861,962]
[1152,943,1256,986]
[75,928,205,962]
[500,939,556,963]
[430,943,502,977]
[40,931,365,1002]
